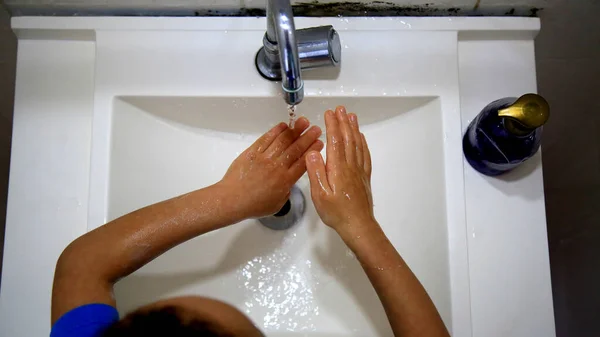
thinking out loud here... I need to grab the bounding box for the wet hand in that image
[220,117,323,219]
[305,106,376,236]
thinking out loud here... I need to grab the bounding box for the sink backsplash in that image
[5,0,544,17]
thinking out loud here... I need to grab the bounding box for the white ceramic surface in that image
[109,96,449,335]
[0,17,554,337]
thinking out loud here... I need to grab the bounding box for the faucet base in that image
[256,25,342,82]
[255,47,281,81]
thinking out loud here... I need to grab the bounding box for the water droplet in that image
[236,244,320,331]
[344,44,349,49]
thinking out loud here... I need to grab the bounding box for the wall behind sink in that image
[5,0,553,16]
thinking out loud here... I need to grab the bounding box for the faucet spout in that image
[255,0,341,105]
[266,0,303,105]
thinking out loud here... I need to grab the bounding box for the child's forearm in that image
[52,182,241,322]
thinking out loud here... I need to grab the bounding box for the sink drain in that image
[259,185,305,230]
[273,199,292,217]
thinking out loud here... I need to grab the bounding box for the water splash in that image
[400,20,412,29]
[237,231,319,332]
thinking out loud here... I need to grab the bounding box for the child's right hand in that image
[305,106,378,238]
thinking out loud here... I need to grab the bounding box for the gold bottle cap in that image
[498,93,550,129]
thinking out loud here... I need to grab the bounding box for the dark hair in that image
[102,306,234,337]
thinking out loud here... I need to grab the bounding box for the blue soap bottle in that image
[463,94,550,176]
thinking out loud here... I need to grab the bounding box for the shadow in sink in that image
[484,151,543,201]
[314,226,393,336]
[118,96,436,135]
[115,221,289,311]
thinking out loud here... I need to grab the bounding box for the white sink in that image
[109,96,448,334]
[78,18,471,336]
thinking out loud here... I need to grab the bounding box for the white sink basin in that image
[108,96,448,334]
[71,17,475,336]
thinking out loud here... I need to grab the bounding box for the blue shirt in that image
[50,304,119,337]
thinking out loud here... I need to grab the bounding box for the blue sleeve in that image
[50,303,119,337]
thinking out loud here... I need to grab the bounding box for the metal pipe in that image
[266,0,303,105]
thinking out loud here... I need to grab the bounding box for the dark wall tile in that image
[537,1,600,336]
[0,5,17,290]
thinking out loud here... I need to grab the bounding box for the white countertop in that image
[0,16,554,337]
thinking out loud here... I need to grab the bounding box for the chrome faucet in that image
[256,0,342,105]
